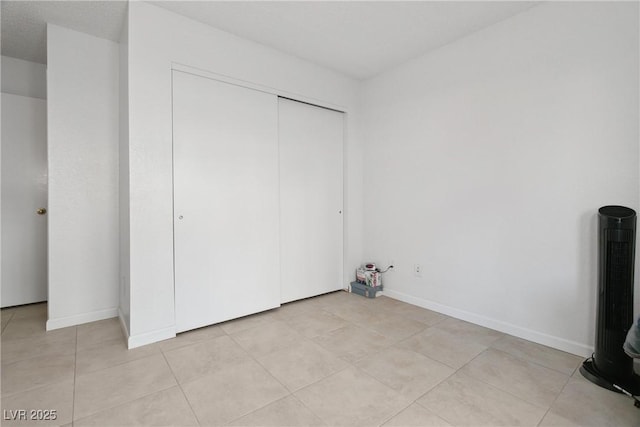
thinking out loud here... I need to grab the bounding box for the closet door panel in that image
[173,71,280,333]
[279,98,344,303]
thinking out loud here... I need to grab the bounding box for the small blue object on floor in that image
[350,281,382,298]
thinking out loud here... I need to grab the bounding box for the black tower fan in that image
[581,205,640,395]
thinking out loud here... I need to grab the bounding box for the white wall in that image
[126,1,363,347]
[362,2,639,357]
[47,24,120,330]
[1,56,46,99]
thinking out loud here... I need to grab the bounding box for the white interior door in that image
[173,71,280,333]
[279,98,344,303]
[1,93,48,307]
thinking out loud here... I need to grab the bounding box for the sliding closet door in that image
[279,98,344,303]
[173,71,280,333]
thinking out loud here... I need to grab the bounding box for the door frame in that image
[172,62,347,113]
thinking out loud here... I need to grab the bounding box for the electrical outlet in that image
[414,264,422,277]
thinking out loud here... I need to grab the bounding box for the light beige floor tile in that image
[398,328,487,369]
[2,298,623,427]
[382,403,452,427]
[257,339,348,392]
[2,309,15,332]
[392,304,449,326]
[270,298,323,320]
[491,335,583,376]
[1,327,76,365]
[434,318,504,346]
[74,386,199,426]
[76,336,162,376]
[358,346,455,400]
[164,334,251,384]
[538,411,584,426]
[158,324,226,352]
[230,320,304,358]
[74,353,176,420]
[181,358,289,426]
[460,348,568,408]
[219,311,277,335]
[347,294,392,308]
[76,318,123,352]
[1,315,48,341]
[417,371,547,426]
[323,301,394,325]
[363,316,428,342]
[307,291,366,310]
[312,324,392,363]
[229,395,324,426]
[570,367,582,380]
[286,310,349,338]
[1,306,18,314]
[1,353,75,396]
[11,303,47,320]
[365,296,410,311]
[295,366,410,426]
[547,376,640,427]
[0,379,73,426]
[571,366,586,380]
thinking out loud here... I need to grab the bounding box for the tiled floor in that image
[1,291,639,426]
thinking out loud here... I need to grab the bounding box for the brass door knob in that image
[37,208,47,215]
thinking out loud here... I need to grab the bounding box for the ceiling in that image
[1,1,539,80]
[1,1,128,65]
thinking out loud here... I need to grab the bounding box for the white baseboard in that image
[46,307,118,331]
[118,307,130,340]
[127,326,175,349]
[383,289,593,358]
